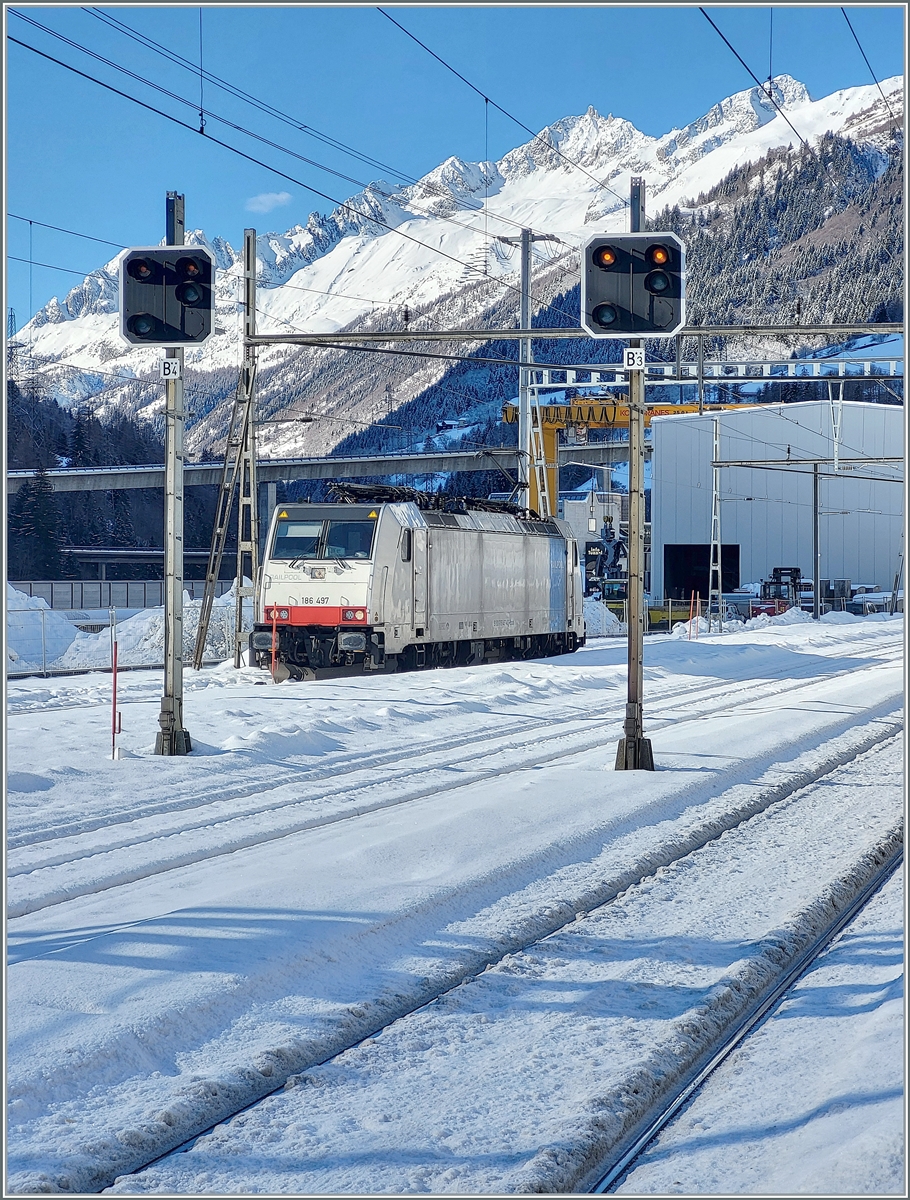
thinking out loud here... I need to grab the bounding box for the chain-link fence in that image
[7,602,249,678]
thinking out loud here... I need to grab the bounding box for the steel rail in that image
[590,840,904,1194]
[17,648,902,856]
[79,715,903,1194]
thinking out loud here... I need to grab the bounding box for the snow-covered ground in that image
[616,869,904,1196]
[5,615,904,1194]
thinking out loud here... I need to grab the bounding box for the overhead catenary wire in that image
[376,8,633,211]
[252,306,602,371]
[77,6,584,255]
[197,6,205,135]
[6,226,576,347]
[8,218,396,311]
[8,213,126,250]
[5,35,576,326]
[376,7,631,210]
[840,7,899,126]
[698,7,808,147]
[10,12,382,192]
[7,253,109,278]
[8,18,583,326]
[707,384,905,468]
[767,7,773,95]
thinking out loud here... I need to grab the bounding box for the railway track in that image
[8,638,902,921]
[9,632,901,854]
[95,731,903,1196]
[7,624,904,1194]
[589,841,904,1193]
[6,629,903,718]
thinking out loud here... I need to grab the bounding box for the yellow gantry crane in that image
[502,399,723,516]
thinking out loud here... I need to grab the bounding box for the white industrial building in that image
[650,401,904,601]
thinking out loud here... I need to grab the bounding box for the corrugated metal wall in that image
[651,402,903,599]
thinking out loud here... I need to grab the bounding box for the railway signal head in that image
[580,232,685,338]
[120,246,214,346]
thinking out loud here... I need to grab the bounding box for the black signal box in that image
[581,232,685,338]
[120,246,214,346]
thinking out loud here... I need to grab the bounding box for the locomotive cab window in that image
[272,520,322,559]
[400,528,412,562]
[271,518,376,560]
[324,520,376,559]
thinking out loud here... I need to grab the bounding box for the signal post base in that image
[155,698,192,756]
[614,736,655,771]
[155,728,192,756]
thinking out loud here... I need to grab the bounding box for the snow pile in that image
[745,606,813,630]
[7,585,253,673]
[6,585,77,669]
[671,615,746,637]
[583,598,625,637]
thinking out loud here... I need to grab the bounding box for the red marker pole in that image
[270,608,278,680]
[110,607,120,759]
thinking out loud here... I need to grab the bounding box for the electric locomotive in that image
[250,484,585,680]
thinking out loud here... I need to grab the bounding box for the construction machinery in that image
[502,400,741,516]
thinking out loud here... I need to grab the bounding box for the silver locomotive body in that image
[251,500,585,679]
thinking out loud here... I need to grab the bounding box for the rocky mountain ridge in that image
[11,72,903,462]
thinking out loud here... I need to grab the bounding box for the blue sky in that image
[5,4,905,329]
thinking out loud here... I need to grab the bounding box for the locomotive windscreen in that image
[273,520,322,559]
[271,517,377,560]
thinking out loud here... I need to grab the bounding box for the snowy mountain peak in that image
[400,156,502,217]
[655,76,811,170]
[16,70,902,442]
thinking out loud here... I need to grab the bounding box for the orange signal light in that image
[593,246,618,268]
[649,245,670,265]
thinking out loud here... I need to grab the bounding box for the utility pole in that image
[616,177,654,771]
[234,228,260,667]
[888,529,903,616]
[191,230,259,672]
[812,463,821,620]
[496,229,555,512]
[155,192,191,755]
[697,334,705,415]
[519,228,532,506]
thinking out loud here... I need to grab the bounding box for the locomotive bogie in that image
[251,500,585,678]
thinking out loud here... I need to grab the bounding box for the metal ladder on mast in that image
[192,228,259,670]
[191,370,256,670]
